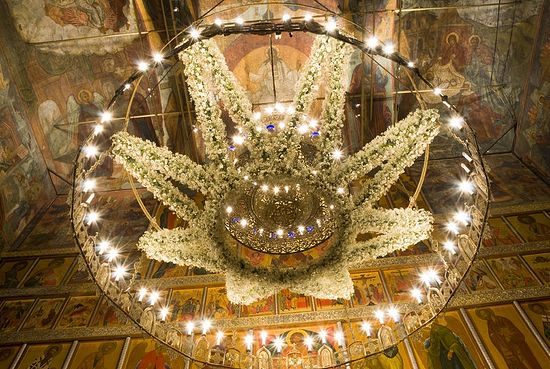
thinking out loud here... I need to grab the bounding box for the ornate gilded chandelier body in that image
[111,37,438,304]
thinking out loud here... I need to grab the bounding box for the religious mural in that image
[486,256,539,289]
[277,290,313,314]
[68,340,123,369]
[462,260,500,292]
[122,339,184,369]
[522,252,550,284]
[351,271,387,306]
[482,217,521,247]
[22,298,65,330]
[0,33,55,247]
[0,259,34,288]
[468,304,548,369]
[506,212,550,243]
[515,0,550,180]
[204,287,238,320]
[89,297,126,327]
[383,268,417,303]
[15,343,71,369]
[411,310,488,369]
[168,288,203,322]
[521,300,550,346]
[21,257,74,287]
[0,299,35,331]
[0,346,20,369]
[240,295,275,317]
[57,296,99,328]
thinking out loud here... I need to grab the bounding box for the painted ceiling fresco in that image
[0,0,549,248]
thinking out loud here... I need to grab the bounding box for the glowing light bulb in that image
[82,178,96,192]
[214,18,223,26]
[138,287,148,302]
[420,269,441,286]
[245,334,254,350]
[309,119,318,128]
[337,187,345,194]
[159,306,169,321]
[97,240,110,254]
[334,331,344,346]
[265,106,274,114]
[325,18,337,32]
[240,219,248,227]
[298,225,305,234]
[286,106,295,114]
[387,306,400,322]
[260,330,268,345]
[235,17,244,25]
[297,124,309,134]
[407,61,415,68]
[361,321,372,336]
[458,180,475,194]
[83,145,99,158]
[449,116,464,129]
[216,331,224,345]
[284,185,289,192]
[253,111,262,120]
[443,240,457,254]
[186,321,195,335]
[261,184,269,192]
[273,186,280,194]
[190,28,200,39]
[123,83,132,91]
[304,13,313,22]
[383,42,395,55]
[433,87,443,95]
[232,134,245,145]
[275,102,284,113]
[113,265,127,281]
[201,319,211,334]
[319,329,328,343]
[149,290,160,305]
[410,288,423,303]
[226,206,233,214]
[282,14,290,22]
[137,61,149,72]
[93,124,104,135]
[273,336,284,352]
[302,335,314,351]
[276,229,284,237]
[153,52,164,63]
[366,36,378,49]
[375,309,385,324]
[278,122,286,129]
[85,211,99,224]
[446,221,460,234]
[332,149,343,160]
[107,248,119,262]
[454,210,470,225]
[100,111,113,123]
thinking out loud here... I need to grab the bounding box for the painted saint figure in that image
[475,308,542,369]
[423,323,477,369]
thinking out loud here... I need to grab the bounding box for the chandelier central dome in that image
[224,177,336,254]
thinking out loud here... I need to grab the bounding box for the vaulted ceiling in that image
[1,0,549,248]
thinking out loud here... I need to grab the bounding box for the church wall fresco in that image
[410,310,489,369]
[520,299,550,347]
[523,252,550,284]
[397,1,542,156]
[15,343,71,369]
[67,340,124,369]
[515,0,550,182]
[0,6,56,248]
[0,346,20,369]
[468,304,549,369]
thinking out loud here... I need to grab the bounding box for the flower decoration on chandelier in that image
[111,35,440,304]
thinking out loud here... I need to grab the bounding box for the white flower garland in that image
[111,35,440,304]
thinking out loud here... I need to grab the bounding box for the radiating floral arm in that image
[345,207,433,267]
[112,141,199,222]
[317,39,353,166]
[180,46,229,165]
[336,109,440,202]
[138,228,225,273]
[112,132,219,196]
[289,262,354,301]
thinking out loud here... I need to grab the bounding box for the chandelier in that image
[70,7,489,368]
